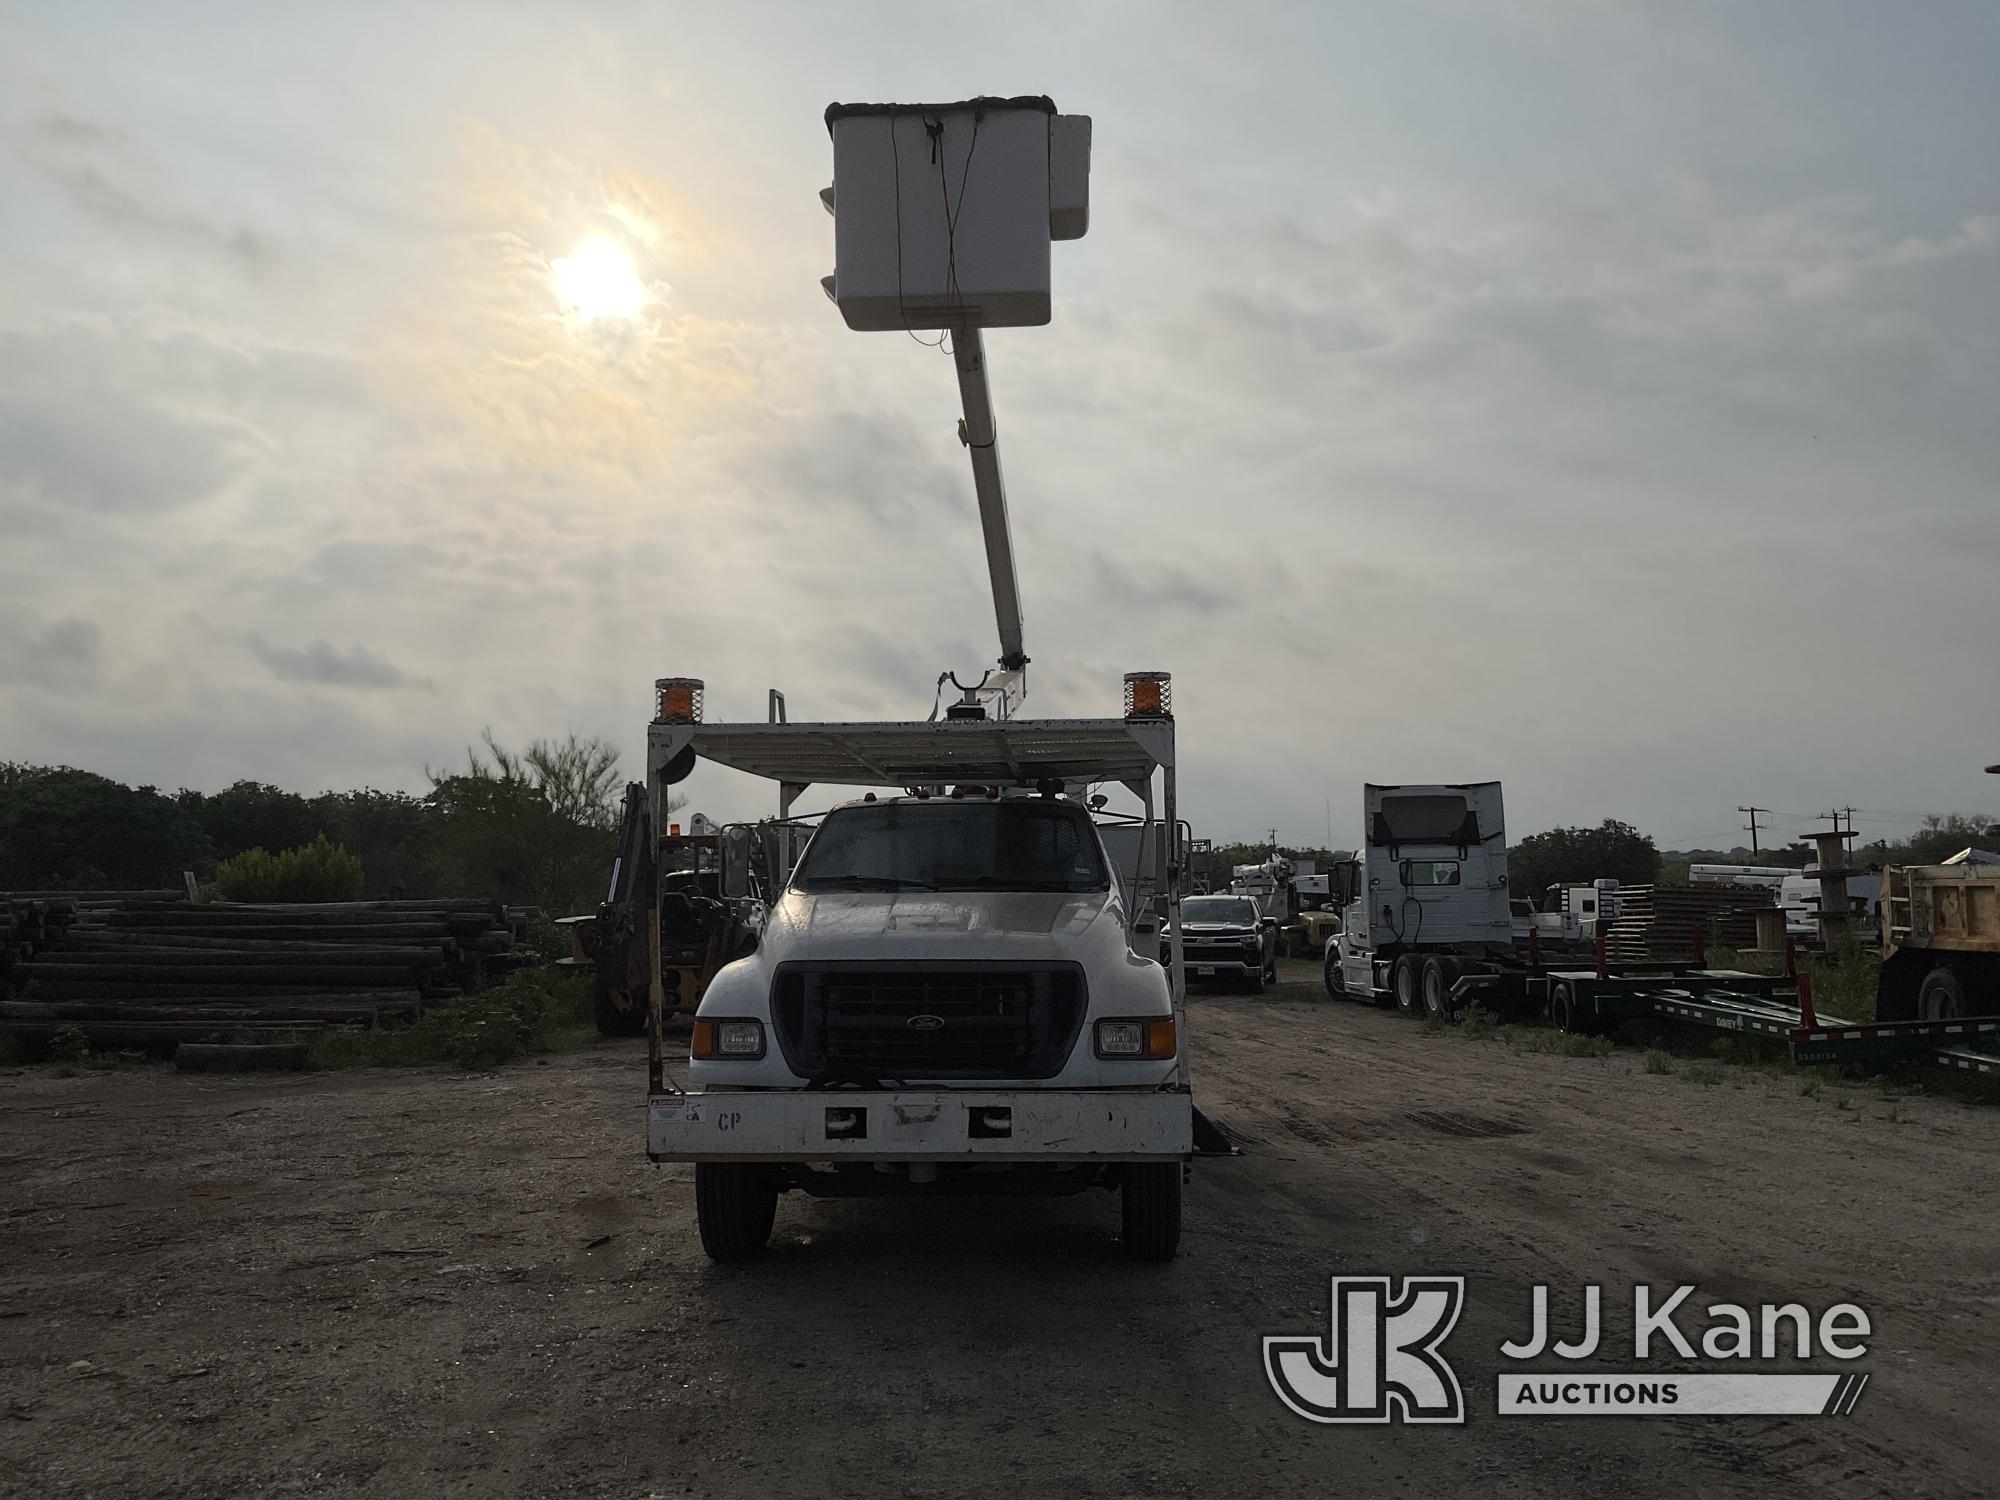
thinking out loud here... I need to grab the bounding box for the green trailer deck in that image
[1479,962,2000,1078]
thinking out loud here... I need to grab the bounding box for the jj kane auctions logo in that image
[1265,1278,1872,1422]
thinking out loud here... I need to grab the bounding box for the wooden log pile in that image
[1604,883,1775,964]
[1,893,533,1047]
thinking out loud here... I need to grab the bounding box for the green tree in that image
[0,764,210,890]
[1509,819,1662,904]
[311,788,444,899]
[1855,813,1997,868]
[426,732,622,913]
[180,780,318,862]
[447,730,623,831]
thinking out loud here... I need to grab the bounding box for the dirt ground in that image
[4,960,1995,1499]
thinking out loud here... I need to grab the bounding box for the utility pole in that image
[1266,827,1280,851]
[1738,805,1767,854]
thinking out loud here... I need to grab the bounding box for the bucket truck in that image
[641,97,1218,1263]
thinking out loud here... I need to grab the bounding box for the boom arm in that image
[951,325,1028,718]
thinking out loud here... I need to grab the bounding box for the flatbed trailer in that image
[1451,953,2000,1078]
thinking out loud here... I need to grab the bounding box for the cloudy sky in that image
[3,1,1995,852]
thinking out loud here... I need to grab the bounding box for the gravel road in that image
[3,961,1993,1497]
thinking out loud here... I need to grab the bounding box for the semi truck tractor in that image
[1322,782,1515,1017]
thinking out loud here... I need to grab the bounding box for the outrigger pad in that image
[1192,1106,1237,1156]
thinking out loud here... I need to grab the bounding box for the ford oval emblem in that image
[907,1013,945,1031]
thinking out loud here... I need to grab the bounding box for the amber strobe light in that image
[1122,671,1171,719]
[655,677,704,724]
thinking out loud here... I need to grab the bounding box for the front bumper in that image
[648,1088,1193,1163]
[1170,953,1263,976]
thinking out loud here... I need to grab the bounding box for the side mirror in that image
[1261,916,1279,929]
[720,827,753,900]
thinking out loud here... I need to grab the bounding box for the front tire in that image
[695,1164,777,1262]
[1120,1163,1182,1262]
[1243,965,1266,995]
[1323,947,1347,1001]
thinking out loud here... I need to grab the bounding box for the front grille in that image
[1173,933,1261,957]
[772,965,1085,1081]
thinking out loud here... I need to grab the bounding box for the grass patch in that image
[1456,1001,1496,1040]
[1520,1029,1612,1058]
[1644,1048,1672,1075]
[1802,947,1880,1024]
[309,964,595,1072]
[1682,1061,1726,1086]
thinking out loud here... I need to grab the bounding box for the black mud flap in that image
[1192,1105,1238,1156]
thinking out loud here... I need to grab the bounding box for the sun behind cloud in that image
[551,237,647,322]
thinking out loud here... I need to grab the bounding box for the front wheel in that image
[1120,1163,1182,1261]
[1323,948,1347,1001]
[1243,965,1266,995]
[695,1164,777,1262]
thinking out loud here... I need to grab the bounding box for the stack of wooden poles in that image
[0,893,532,1050]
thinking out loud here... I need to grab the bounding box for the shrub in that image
[309,966,594,1071]
[215,835,365,903]
[47,1024,90,1074]
[1644,1048,1672,1075]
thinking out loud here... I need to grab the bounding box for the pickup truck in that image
[1169,894,1279,992]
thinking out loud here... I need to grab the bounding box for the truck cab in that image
[1328,782,1514,1014]
[690,794,1178,1093]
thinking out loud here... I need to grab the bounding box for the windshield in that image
[1184,896,1259,924]
[790,801,1110,894]
[1373,794,1476,845]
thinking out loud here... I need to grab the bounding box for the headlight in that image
[1094,1017,1176,1059]
[692,1018,766,1059]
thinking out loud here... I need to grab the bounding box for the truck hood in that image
[764,888,1118,963]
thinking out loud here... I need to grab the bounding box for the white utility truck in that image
[642,96,1208,1262]
[1323,782,1515,1016]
